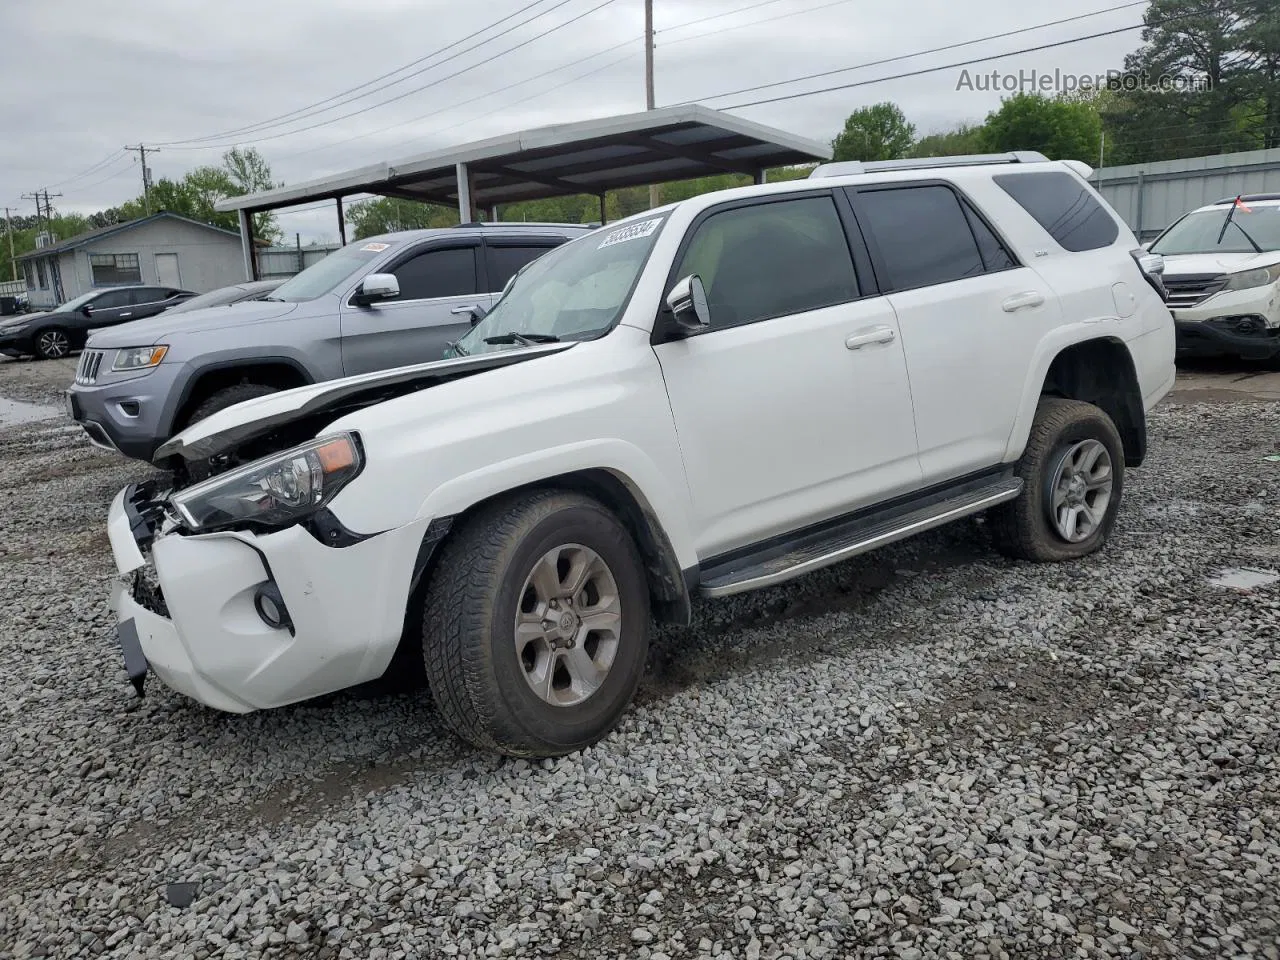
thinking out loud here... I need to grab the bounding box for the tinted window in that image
[392,246,478,300]
[857,185,987,290]
[672,195,859,329]
[964,204,1017,271]
[130,288,168,304]
[994,170,1119,252]
[486,243,560,292]
[91,290,133,309]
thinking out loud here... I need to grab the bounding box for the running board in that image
[699,476,1023,598]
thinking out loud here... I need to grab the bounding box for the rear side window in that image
[671,195,860,329]
[391,246,478,300]
[964,206,1017,271]
[994,170,1119,252]
[855,185,991,291]
[485,243,560,292]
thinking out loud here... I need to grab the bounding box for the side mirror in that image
[355,273,399,306]
[81,304,94,317]
[665,275,710,332]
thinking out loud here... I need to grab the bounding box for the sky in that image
[0,0,1150,244]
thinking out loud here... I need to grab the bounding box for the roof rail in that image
[450,220,597,229]
[808,151,1051,179]
[1211,193,1280,204]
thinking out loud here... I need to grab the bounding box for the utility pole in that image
[4,207,16,282]
[124,144,157,214]
[645,0,659,210]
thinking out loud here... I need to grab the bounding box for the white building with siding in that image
[17,212,254,308]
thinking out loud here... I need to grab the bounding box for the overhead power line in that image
[40,149,129,190]
[161,0,621,152]
[714,19,1171,110]
[154,0,573,147]
[663,0,860,47]
[684,0,1149,104]
[656,0,794,34]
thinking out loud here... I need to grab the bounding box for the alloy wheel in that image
[514,543,622,707]
[38,330,69,358]
[1047,439,1113,542]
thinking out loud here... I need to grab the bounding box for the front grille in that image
[76,349,106,384]
[1163,274,1227,309]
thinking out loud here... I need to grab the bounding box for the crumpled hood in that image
[155,341,576,463]
[86,300,301,348]
[1159,250,1280,278]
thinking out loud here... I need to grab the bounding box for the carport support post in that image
[456,162,476,224]
[754,169,767,185]
[599,194,607,225]
[237,209,258,281]
[336,197,347,246]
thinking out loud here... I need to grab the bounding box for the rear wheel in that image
[34,327,71,360]
[182,383,280,482]
[989,397,1125,562]
[421,490,650,758]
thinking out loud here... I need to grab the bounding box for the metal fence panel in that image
[256,244,340,280]
[1092,148,1280,240]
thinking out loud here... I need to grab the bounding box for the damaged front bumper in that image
[105,481,442,712]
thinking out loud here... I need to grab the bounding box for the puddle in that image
[0,397,62,427]
[1207,567,1280,591]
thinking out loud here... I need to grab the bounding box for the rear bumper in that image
[105,484,438,712]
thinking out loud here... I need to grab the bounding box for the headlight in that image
[1224,265,1280,291]
[112,345,169,371]
[171,433,364,532]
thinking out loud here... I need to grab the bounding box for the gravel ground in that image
[1,356,1278,960]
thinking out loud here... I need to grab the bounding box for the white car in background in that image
[1148,194,1280,361]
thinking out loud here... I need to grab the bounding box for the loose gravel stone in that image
[1,357,1278,959]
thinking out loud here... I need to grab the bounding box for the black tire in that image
[183,383,280,482]
[422,490,650,758]
[33,327,72,360]
[989,397,1125,563]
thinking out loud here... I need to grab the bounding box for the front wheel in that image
[989,397,1125,562]
[422,490,650,758]
[34,327,71,360]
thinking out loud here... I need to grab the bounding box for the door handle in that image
[119,312,132,318]
[1001,291,1045,312]
[845,326,896,350]
[451,304,481,315]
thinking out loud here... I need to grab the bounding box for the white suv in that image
[1147,193,1280,361]
[104,152,1175,757]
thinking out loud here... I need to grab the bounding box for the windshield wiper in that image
[1229,221,1264,254]
[482,332,560,346]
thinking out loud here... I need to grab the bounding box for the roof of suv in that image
[356,222,596,246]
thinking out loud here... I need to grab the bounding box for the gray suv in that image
[66,222,591,467]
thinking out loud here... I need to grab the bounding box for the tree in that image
[980,93,1102,163]
[831,103,916,162]
[908,123,987,158]
[1103,0,1272,162]
[117,147,282,242]
[347,198,457,239]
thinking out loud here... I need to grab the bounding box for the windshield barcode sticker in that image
[598,218,662,248]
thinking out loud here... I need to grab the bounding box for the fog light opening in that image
[254,583,294,635]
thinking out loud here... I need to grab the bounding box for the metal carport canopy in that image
[214,104,830,276]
